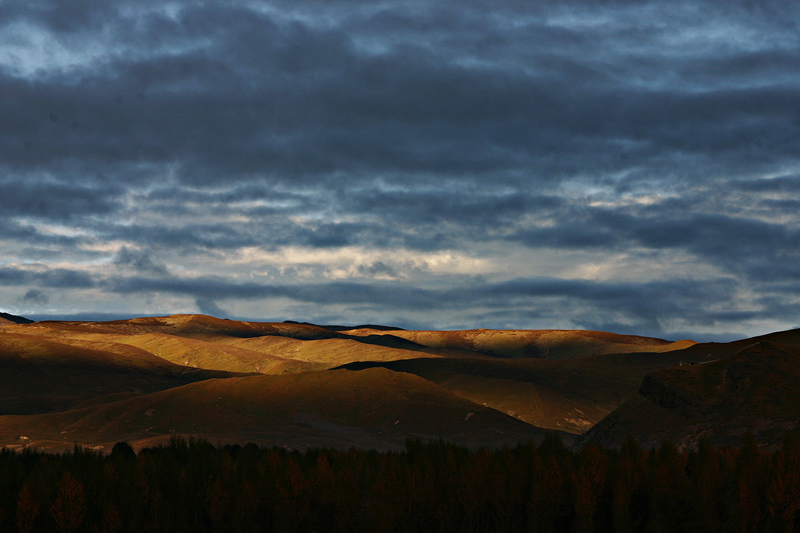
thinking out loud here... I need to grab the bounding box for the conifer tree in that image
[51,473,86,533]
[15,485,39,533]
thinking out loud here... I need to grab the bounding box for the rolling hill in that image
[341,327,693,359]
[0,367,568,452]
[3,315,693,371]
[1,315,475,371]
[5,312,800,453]
[0,332,244,415]
[0,312,33,325]
[340,345,716,434]
[0,314,706,435]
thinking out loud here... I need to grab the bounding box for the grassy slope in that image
[3,316,468,372]
[343,327,693,359]
[340,345,714,434]
[0,332,243,415]
[0,368,569,452]
[46,333,320,374]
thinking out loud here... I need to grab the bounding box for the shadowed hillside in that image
[0,368,569,452]
[0,332,244,415]
[578,341,800,450]
[340,345,715,434]
[0,312,33,325]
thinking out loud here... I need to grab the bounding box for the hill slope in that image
[578,341,800,450]
[3,315,472,371]
[0,332,244,415]
[0,368,568,452]
[342,327,692,359]
[0,312,33,325]
[340,344,716,434]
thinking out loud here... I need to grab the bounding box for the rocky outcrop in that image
[638,373,699,413]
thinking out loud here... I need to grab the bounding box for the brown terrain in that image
[0,312,33,325]
[2,313,800,451]
[578,340,800,450]
[339,348,712,434]
[342,327,692,359]
[0,331,245,415]
[0,367,561,452]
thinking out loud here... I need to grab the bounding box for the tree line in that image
[1,432,799,532]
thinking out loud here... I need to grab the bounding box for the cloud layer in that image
[2,0,799,340]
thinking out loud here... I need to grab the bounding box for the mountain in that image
[0,312,33,325]
[577,340,800,450]
[0,367,570,452]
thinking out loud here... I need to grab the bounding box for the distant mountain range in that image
[1,313,798,452]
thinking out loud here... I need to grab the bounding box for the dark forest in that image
[2,433,799,533]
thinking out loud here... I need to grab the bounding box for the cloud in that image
[0,266,95,288]
[195,298,229,318]
[19,289,49,305]
[357,261,402,280]
[102,273,743,334]
[1,0,799,339]
[0,173,122,221]
[114,246,169,275]
[2,0,797,190]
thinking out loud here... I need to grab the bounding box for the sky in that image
[1,0,799,341]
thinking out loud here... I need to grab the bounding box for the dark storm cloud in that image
[105,273,737,329]
[100,267,787,339]
[105,276,438,308]
[344,188,563,227]
[733,174,800,193]
[114,246,169,275]
[523,209,772,255]
[101,218,380,251]
[139,184,311,211]
[0,266,95,288]
[19,289,49,305]
[2,0,800,337]
[195,298,230,318]
[357,261,401,279]
[2,0,798,189]
[0,173,122,221]
[3,221,88,247]
[509,192,800,288]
